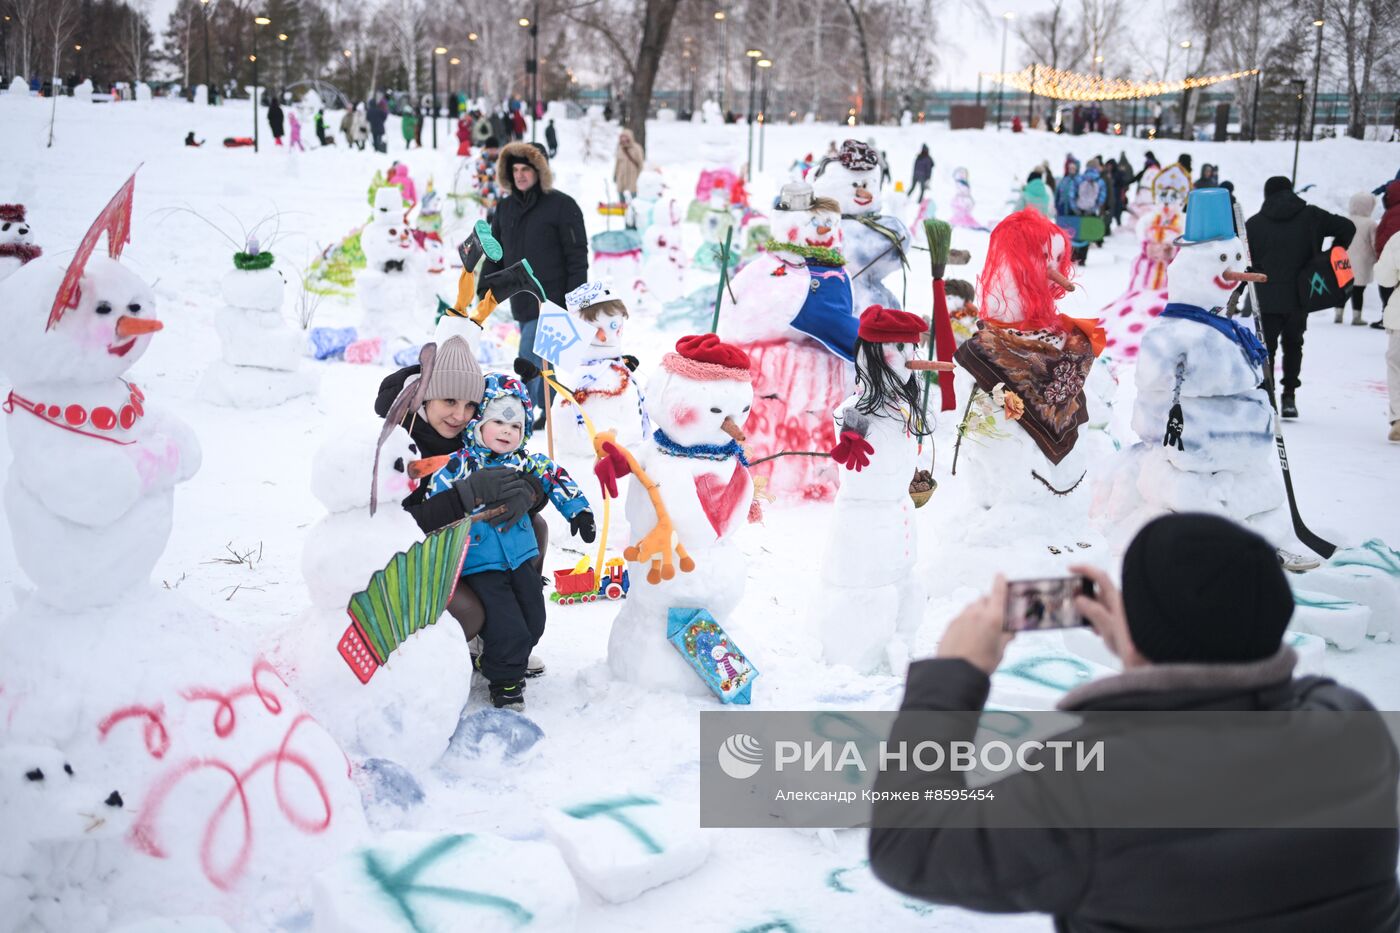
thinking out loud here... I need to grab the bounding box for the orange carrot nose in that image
[907,359,955,372]
[115,317,163,338]
[816,225,831,235]
[407,454,453,480]
[1047,268,1076,291]
[721,416,746,443]
[1222,269,1267,283]
[595,327,609,343]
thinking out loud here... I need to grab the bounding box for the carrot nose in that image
[816,225,830,235]
[907,359,955,372]
[1047,268,1076,291]
[595,326,609,343]
[1222,269,1267,283]
[407,454,453,480]
[721,416,746,443]
[115,317,163,338]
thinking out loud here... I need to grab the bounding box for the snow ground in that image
[1,95,1398,931]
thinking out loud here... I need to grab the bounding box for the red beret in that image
[673,334,751,372]
[857,305,928,344]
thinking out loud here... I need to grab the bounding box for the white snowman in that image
[819,307,950,673]
[0,247,200,610]
[594,335,755,694]
[272,419,472,773]
[0,203,42,281]
[551,282,645,458]
[359,187,417,319]
[199,236,317,408]
[812,139,911,310]
[1103,188,1286,543]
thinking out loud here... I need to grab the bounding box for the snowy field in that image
[1,93,1398,932]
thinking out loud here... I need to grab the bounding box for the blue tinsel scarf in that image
[652,428,750,466]
[1160,303,1270,368]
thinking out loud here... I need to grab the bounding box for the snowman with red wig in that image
[0,177,200,609]
[594,335,756,693]
[820,306,952,673]
[949,208,1106,544]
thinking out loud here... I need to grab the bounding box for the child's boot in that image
[489,679,526,710]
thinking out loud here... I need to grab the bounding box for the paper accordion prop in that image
[338,520,473,684]
[666,608,758,704]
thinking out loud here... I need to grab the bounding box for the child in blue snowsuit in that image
[427,373,594,708]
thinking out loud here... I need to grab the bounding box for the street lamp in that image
[745,49,762,176]
[432,46,446,148]
[757,58,772,172]
[520,6,540,142]
[449,57,459,117]
[467,33,478,100]
[253,15,270,152]
[1308,16,1324,140]
[277,33,288,91]
[1179,39,1193,140]
[996,12,1014,131]
[714,11,728,113]
[200,0,212,104]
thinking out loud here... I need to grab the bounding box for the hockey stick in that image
[1232,201,1336,559]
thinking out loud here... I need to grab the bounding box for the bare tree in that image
[385,0,427,99]
[1016,0,1085,72]
[9,0,44,80]
[45,0,81,147]
[1079,0,1127,72]
[1328,0,1399,138]
[839,0,879,122]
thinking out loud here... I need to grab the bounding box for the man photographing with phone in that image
[869,512,1399,931]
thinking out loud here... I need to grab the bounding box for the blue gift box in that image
[309,326,358,360]
[666,608,758,704]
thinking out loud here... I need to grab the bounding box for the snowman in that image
[812,139,911,310]
[199,236,317,408]
[947,167,988,231]
[0,203,42,281]
[948,208,1105,548]
[593,335,755,694]
[1102,188,1286,544]
[1098,164,1189,369]
[272,419,472,773]
[0,188,200,611]
[358,186,418,324]
[819,307,951,673]
[551,282,645,458]
[717,181,857,502]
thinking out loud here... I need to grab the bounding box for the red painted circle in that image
[1128,322,1145,333]
[91,407,117,430]
[64,405,87,426]
[129,394,144,416]
[130,383,145,400]
[45,404,60,418]
[119,405,136,429]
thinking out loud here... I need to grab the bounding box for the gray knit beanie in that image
[421,336,484,405]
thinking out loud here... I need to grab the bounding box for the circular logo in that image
[717,733,763,780]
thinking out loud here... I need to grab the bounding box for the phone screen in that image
[1003,576,1096,632]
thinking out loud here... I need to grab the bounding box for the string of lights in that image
[984,64,1260,102]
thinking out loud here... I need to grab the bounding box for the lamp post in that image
[277,33,288,92]
[74,44,82,84]
[1179,39,1192,141]
[1308,16,1323,140]
[714,11,727,113]
[520,2,540,142]
[200,0,212,103]
[757,58,772,171]
[432,46,446,148]
[467,33,478,100]
[341,48,353,100]
[1249,67,1261,142]
[1290,78,1306,183]
[996,12,1014,131]
[2,15,9,86]
[745,48,762,177]
[448,57,459,117]
[253,15,270,152]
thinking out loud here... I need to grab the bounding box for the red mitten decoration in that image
[593,441,632,498]
[830,430,874,472]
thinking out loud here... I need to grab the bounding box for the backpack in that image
[1075,175,1102,214]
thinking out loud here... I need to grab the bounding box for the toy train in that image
[550,557,630,605]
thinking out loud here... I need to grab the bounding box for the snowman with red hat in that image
[594,334,757,694]
[820,306,952,673]
[0,203,42,281]
[0,176,201,609]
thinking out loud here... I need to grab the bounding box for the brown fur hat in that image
[496,141,553,194]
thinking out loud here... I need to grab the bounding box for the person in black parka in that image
[366,98,388,153]
[267,97,285,146]
[868,513,1400,933]
[477,141,588,419]
[1245,176,1356,418]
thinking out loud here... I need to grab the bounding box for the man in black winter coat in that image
[869,513,1399,933]
[1245,176,1356,418]
[366,99,388,153]
[478,141,588,418]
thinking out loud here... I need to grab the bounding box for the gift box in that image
[666,608,757,704]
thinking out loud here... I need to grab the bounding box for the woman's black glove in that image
[569,510,597,543]
[407,490,465,534]
[455,468,544,530]
[622,354,640,372]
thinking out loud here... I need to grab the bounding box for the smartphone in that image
[1003,576,1096,632]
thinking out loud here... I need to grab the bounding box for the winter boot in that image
[480,259,547,309]
[1334,307,1345,324]
[489,679,526,709]
[1389,421,1400,443]
[456,219,503,272]
[1280,394,1298,419]
[525,654,546,678]
[468,636,482,664]
[1352,309,1367,326]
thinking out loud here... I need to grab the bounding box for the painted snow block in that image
[445,707,545,763]
[355,758,425,811]
[312,831,577,933]
[108,918,236,933]
[309,326,357,360]
[1288,587,1369,651]
[344,337,384,365]
[391,344,422,367]
[541,795,711,904]
[1303,538,1400,637]
[1287,630,1328,674]
[990,652,1100,709]
[666,608,758,704]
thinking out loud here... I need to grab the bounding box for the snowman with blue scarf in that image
[1106,188,1289,543]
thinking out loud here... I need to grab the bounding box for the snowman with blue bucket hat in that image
[1109,187,1294,548]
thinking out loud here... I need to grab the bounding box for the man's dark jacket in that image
[1245,191,1355,317]
[868,650,1400,933]
[478,141,588,322]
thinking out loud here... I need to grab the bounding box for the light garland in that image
[985,64,1260,102]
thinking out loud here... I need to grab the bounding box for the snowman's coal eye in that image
[63,763,74,775]
[1219,253,1228,262]
[1236,253,1242,261]
[742,405,751,413]
[96,301,113,315]
[1,222,9,231]
[710,406,722,414]
[127,302,142,314]
[408,443,419,455]
[392,457,405,473]
[25,768,43,782]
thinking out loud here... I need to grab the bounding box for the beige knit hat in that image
[420,336,484,404]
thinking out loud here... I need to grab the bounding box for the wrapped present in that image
[309,325,357,360]
[666,608,757,704]
[344,336,385,364]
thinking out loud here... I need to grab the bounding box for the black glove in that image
[570,510,597,543]
[514,357,541,382]
[621,354,640,372]
[407,489,467,534]
[454,468,542,530]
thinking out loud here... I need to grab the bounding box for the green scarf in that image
[763,239,846,266]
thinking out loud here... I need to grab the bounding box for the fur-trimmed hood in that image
[496,141,553,194]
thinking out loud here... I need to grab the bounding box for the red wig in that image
[978,209,1073,332]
